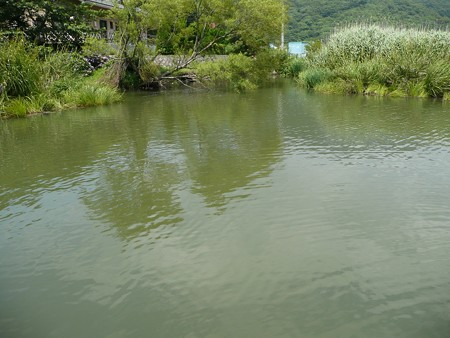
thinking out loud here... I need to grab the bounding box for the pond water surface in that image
[1,82,450,337]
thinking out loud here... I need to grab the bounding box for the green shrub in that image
[48,78,79,97]
[356,59,390,86]
[333,63,363,83]
[82,36,117,56]
[253,49,290,75]
[298,68,333,89]
[195,54,257,92]
[120,70,141,90]
[195,49,291,92]
[284,57,308,77]
[423,61,450,98]
[222,54,259,91]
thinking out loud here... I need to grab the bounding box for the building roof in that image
[82,0,116,10]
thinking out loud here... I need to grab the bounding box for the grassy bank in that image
[0,38,121,118]
[295,24,450,100]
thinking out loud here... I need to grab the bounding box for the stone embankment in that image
[153,55,227,68]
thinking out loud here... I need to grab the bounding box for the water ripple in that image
[1,87,450,337]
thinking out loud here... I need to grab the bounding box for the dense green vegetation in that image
[0,38,121,118]
[0,0,288,117]
[294,24,450,99]
[0,0,94,49]
[287,0,450,41]
[194,50,289,92]
[3,0,450,117]
[108,0,287,88]
[0,0,121,118]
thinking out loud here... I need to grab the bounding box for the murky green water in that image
[1,82,450,338]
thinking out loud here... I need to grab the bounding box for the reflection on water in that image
[1,83,450,337]
[80,90,283,237]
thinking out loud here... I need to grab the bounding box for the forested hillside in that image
[287,0,450,41]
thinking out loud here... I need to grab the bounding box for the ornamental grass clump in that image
[423,61,450,98]
[301,24,450,99]
[0,38,43,98]
[3,98,29,117]
[65,84,122,107]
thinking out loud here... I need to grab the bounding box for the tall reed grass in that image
[0,38,43,98]
[299,24,450,99]
[0,38,121,118]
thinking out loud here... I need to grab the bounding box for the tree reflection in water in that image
[82,87,284,239]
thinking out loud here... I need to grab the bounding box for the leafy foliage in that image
[108,0,287,87]
[0,0,95,49]
[195,50,288,92]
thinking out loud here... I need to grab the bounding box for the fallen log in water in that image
[139,74,199,90]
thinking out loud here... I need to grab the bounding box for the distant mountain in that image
[287,0,450,41]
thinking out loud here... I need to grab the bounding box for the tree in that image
[109,0,287,85]
[0,0,94,49]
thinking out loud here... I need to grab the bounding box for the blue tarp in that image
[288,42,307,56]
